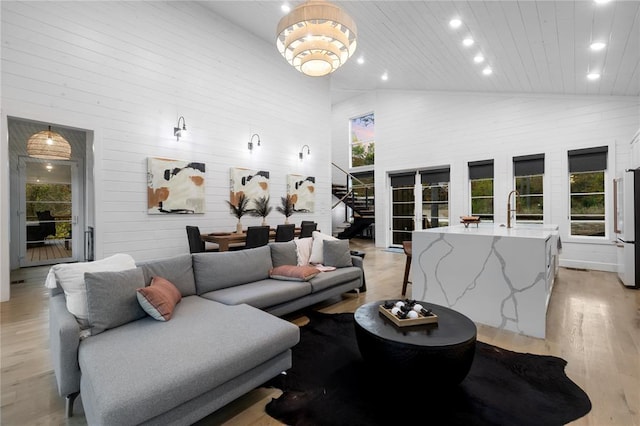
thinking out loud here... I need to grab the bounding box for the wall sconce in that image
[299,144,310,160]
[174,116,187,141]
[248,133,261,151]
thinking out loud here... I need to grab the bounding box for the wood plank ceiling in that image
[202,1,640,102]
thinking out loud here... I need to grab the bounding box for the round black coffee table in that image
[354,300,477,387]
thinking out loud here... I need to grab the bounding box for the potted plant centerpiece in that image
[250,196,272,226]
[276,194,294,224]
[226,193,252,233]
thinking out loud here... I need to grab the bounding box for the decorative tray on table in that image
[379,299,438,327]
[460,216,481,228]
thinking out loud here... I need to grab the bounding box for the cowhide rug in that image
[263,311,591,426]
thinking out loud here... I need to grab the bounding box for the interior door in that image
[19,157,79,267]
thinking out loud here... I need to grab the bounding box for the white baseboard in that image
[559,259,617,272]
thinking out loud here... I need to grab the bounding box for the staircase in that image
[331,163,375,240]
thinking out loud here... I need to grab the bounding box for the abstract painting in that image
[287,174,315,213]
[229,167,270,208]
[147,157,205,214]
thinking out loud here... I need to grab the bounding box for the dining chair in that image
[186,226,218,253]
[401,240,412,296]
[244,226,271,249]
[275,224,296,242]
[299,221,317,238]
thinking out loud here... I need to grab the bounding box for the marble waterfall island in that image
[412,224,559,338]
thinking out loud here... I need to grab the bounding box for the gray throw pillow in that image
[138,254,196,296]
[269,241,298,267]
[84,268,147,336]
[193,246,272,293]
[323,239,353,268]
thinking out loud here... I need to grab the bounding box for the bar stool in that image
[402,240,412,296]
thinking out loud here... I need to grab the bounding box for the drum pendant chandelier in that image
[26,126,72,160]
[276,0,357,77]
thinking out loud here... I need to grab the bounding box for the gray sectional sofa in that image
[49,241,364,426]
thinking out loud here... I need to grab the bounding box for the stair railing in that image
[331,163,374,217]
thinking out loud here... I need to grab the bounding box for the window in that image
[568,146,608,237]
[421,168,450,228]
[350,113,374,167]
[514,154,544,223]
[469,160,494,222]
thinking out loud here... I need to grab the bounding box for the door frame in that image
[4,113,94,301]
[388,169,452,247]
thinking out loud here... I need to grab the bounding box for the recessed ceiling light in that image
[474,54,485,63]
[587,72,601,80]
[381,72,388,81]
[449,19,462,29]
[590,41,606,51]
[281,3,290,13]
[482,66,493,75]
[463,37,474,47]
[594,0,611,4]
[357,56,364,65]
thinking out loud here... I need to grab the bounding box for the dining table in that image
[201,227,301,251]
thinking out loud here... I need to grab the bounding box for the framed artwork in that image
[147,157,205,214]
[229,167,270,207]
[287,174,315,213]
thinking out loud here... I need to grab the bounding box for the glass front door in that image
[19,158,79,267]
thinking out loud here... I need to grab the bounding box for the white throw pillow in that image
[294,237,314,266]
[309,231,338,265]
[45,253,137,328]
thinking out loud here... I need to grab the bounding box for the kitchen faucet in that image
[507,190,519,229]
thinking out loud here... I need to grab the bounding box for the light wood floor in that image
[25,240,72,263]
[1,239,638,425]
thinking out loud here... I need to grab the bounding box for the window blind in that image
[514,154,545,176]
[390,172,416,187]
[468,160,494,180]
[420,168,450,185]
[568,146,608,173]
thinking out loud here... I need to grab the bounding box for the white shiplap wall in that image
[332,90,640,271]
[1,2,331,299]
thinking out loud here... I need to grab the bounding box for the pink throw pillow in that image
[136,276,182,321]
[269,265,320,281]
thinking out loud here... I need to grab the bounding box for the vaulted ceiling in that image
[203,1,640,103]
